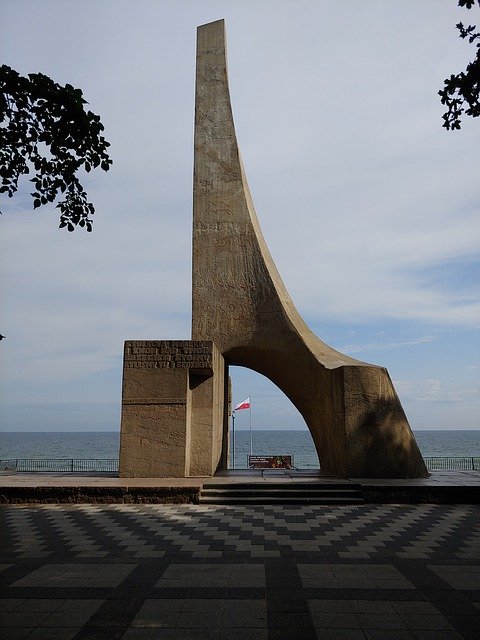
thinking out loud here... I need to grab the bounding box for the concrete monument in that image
[119,19,428,479]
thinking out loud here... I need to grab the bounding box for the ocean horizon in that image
[1,429,479,469]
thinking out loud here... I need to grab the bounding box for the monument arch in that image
[119,20,428,479]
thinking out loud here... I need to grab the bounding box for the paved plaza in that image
[0,503,479,639]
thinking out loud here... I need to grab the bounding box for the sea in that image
[1,430,479,469]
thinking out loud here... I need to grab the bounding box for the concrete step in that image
[199,482,364,505]
[203,482,362,491]
[202,488,361,497]
[199,495,364,505]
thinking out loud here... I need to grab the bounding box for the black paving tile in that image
[187,587,228,599]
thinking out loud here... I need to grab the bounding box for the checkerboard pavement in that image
[0,503,479,639]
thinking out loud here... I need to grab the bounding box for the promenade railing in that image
[1,457,479,473]
[423,456,480,471]
[0,459,118,472]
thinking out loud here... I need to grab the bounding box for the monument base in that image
[119,341,227,478]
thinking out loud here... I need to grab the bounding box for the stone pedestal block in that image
[119,341,227,477]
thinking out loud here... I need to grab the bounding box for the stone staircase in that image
[199,481,364,505]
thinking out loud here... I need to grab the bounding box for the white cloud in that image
[394,378,479,404]
[341,335,437,355]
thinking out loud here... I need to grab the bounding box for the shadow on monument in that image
[347,395,430,478]
[227,355,426,478]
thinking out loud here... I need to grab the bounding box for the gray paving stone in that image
[162,577,231,588]
[391,601,440,615]
[298,565,336,578]
[310,612,360,629]
[122,630,175,640]
[312,629,366,639]
[403,613,454,630]
[27,629,81,640]
[221,600,267,627]
[131,609,180,628]
[0,611,52,627]
[13,599,65,613]
[13,563,136,587]
[229,576,265,587]
[0,629,35,640]
[39,605,102,628]
[308,600,352,613]
[430,565,480,574]
[411,631,465,640]
[176,611,223,628]
[0,599,24,612]
[142,629,220,640]
[56,599,103,613]
[429,564,480,589]
[182,599,225,613]
[218,630,268,640]
[356,612,409,629]
[364,631,416,640]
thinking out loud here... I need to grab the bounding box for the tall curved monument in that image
[119,19,428,479]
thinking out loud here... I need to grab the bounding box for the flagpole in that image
[232,410,236,469]
[249,394,253,455]
[232,398,250,469]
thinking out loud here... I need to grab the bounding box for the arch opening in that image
[227,365,320,470]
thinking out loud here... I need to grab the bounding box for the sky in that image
[0,0,479,434]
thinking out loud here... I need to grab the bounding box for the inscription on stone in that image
[124,341,213,370]
[123,398,187,405]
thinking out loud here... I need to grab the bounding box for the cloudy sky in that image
[1,0,479,433]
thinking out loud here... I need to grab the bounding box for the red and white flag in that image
[234,397,250,411]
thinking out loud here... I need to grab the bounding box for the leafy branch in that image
[439,0,480,130]
[0,65,112,230]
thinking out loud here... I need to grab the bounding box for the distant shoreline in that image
[1,428,480,434]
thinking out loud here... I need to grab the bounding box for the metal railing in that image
[0,457,479,473]
[423,456,480,471]
[0,459,118,472]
